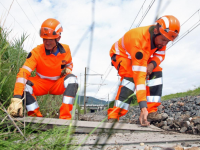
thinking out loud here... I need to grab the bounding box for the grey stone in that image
[195,98,200,105]
[180,121,189,128]
[180,127,187,133]
[161,113,168,121]
[167,118,173,126]
[196,124,200,132]
[162,126,170,130]
[192,118,200,125]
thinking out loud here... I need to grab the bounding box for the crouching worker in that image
[107,15,180,126]
[7,18,78,120]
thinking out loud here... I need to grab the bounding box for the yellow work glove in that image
[7,98,23,117]
[60,68,72,77]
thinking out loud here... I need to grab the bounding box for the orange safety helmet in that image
[156,15,180,41]
[40,18,63,39]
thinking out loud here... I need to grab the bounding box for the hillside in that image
[77,95,108,105]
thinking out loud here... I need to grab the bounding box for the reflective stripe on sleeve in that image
[122,36,131,59]
[132,66,146,72]
[147,96,161,102]
[22,65,33,73]
[64,76,78,88]
[155,51,165,55]
[147,77,163,87]
[66,62,73,67]
[121,79,135,91]
[16,77,27,84]
[63,96,74,104]
[25,84,33,94]
[26,101,39,111]
[114,100,129,110]
[115,42,120,55]
[36,72,60,80]
[155,55,163,62]
[136,84,146,91]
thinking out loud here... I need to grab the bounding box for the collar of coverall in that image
[149,25,157,50]
[45,42,66,55]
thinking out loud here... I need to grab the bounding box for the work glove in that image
[60,68,72,77]
[7,98,23,117]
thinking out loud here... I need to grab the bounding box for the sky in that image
[0,0,200,102]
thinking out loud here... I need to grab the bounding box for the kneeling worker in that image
[7,18,78,119]
[107,15,180,126]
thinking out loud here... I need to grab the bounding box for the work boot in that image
[108,118,118,123]
[147,112,162,122]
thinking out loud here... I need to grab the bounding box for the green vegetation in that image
[161,87,200,101]
[110,87,200,107]
[0,27,28,106]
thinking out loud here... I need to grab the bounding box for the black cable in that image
[129,0,147,30]
[0,1,24,31]
[15,0,37,32]
[136,0,156,27]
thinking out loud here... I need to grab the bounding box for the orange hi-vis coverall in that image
[13,43,78,119]
[107,25,166,120]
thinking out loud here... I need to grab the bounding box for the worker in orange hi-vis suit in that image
[7,18,78,120]
[107,15,180,126]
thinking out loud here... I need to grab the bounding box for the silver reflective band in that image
[162,17,169,28]
[25,84,33,94]
[155,51,165,55]
[122,36,131,59]
[114,100,129,110]
[64,76,77,88]
[147,77,163,87]
[115,42,120,55]
[132,66,146,72]
[66,62,72,67]
[155,55,163,62]
[26,101,39,111]
[121,79,135,91]
[36,72,60,80]
[147,96,161,102]
[136,84,146,91]
[63,96,74,104]
[16,77,27,84]
[55,24,62,32]
[22,65,32,73]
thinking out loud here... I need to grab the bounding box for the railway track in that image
[16,117,200,149]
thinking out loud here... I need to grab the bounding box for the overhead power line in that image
[0,1,24,31]
[27,0,41,24]
[129,0,147,30]
[86,0,95,73]
[167,9,200,50]
[15,0,37,32]
[93,67,113,97]
[136,0,156,27]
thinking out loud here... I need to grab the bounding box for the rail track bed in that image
[16,117,200,149]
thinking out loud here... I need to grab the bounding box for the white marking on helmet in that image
[162,17,169,29]
[55,24,62,32]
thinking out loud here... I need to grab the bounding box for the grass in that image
[161,87,200,101]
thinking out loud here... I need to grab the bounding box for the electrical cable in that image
[0,1,24,31]
[129,0,147,30]
[27,0,41,24]
[15,0,37,32]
